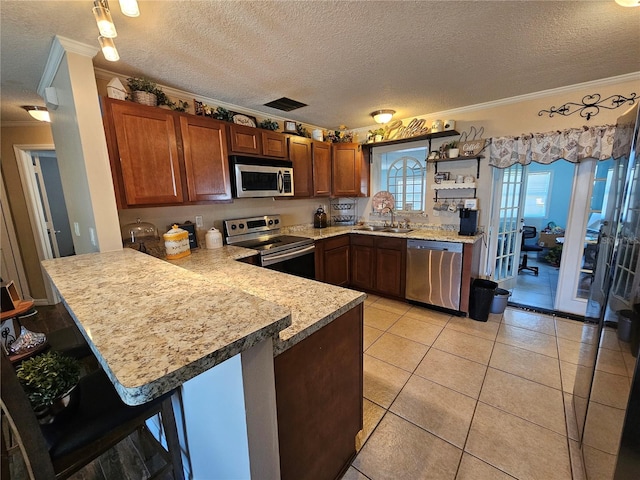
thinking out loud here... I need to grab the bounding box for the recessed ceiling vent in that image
[263,97,307,112]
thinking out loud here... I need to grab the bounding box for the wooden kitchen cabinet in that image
[287,136,313,198]
[274,304,363,480]
[228,123,288,158]
[350,235,406,298]
[179,115,231,202]
[332,143,369,197]
[105,98,184,206]
[312,141,332,197]
[315,235,350,286]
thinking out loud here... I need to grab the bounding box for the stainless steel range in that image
[224,215,315,278]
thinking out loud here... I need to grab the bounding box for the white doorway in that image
[13,144,73,304]
[1,180,30,299]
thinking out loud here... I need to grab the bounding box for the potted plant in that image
[368,128,385,142]
[258,119,279,131]
[16,351,81,424]
[126,77,159,106]
[445,141,459,158]
[544,245,563,266]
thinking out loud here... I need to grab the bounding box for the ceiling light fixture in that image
[99,36,120,61]
[22,106,51,123]
[119,0,140,17]
[371,109,396,124]
[615,0,640,6]
[93,0,117,38]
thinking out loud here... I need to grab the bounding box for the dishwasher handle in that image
[407,239,463,253]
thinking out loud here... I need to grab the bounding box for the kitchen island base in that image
[274,304,363,480]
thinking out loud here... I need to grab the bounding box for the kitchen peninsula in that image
[42,247,366,480]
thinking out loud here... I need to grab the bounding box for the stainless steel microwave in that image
[230,156,294,198]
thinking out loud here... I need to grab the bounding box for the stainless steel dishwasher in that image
[406,239,463,310]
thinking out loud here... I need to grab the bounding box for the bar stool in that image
[1,350,185,479]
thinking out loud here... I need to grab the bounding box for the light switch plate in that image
[195,215,203,228]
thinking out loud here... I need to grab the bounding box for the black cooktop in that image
[234,235,313,255]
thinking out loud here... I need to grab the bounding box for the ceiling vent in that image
[263,97,307,112]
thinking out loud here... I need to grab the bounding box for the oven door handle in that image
[261,244,315,266]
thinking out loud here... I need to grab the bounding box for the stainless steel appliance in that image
[224,215,315,278]
[406,239,463,310]
[229,156,294,198]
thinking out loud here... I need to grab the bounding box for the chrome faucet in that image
[383,207,396,227]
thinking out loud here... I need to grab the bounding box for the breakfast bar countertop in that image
[41,249,292,406]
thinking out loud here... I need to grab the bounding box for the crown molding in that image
[38,36,99,97]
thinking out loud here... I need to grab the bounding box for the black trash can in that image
[469,279,498,322]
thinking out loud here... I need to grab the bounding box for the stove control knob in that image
[231,224,237,230]
[274,219,280,225]
[239,223,245,229]
[268,220,274,225]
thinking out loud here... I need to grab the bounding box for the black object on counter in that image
[459,209,478,236]
[314,206,327,228]
[469,279,498,322]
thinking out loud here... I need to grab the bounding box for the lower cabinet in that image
[274,304,363,480]
[350,235,406,298]
[315,235,350,286]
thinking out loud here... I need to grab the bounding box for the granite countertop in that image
[283,225,484,244]
[41,249,291,405]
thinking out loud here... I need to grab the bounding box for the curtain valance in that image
[489,125,617,168]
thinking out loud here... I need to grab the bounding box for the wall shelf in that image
[430,155,483,179]
[431,183,477,190]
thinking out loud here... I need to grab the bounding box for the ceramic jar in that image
[205,227,223,249]
[163,224,191,259]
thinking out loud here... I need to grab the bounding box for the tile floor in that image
[343,296,594,480]
[511,253,559,311]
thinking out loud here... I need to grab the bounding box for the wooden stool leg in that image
[160,397,184,480]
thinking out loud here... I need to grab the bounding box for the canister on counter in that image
[163,224,191,259]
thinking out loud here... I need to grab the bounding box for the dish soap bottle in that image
[314,205,327,229]
[205,227,223,249]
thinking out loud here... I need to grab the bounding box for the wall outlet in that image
[195,215,203,228]
[73,222,80,236]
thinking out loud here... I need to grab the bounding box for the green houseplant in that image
[258,119,279,131]
[126,77,159,106]
[16,351,81,423]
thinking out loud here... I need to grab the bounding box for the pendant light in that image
[22,106,50,123]
[93,0,117,38]
[615,0,640,6]
[99,36,120,61]
[371,109,396,124]
[119,0,140,17]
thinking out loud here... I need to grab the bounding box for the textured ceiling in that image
[1,1,639,129]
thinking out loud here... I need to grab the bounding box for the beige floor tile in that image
[564,393,580,441]
[356,398,386,451]
[404,305,452,327]
[487,312,504,324]
[388,316,443,346]
[574,395,588,439]
[445,316,500,341]
[352,412,462,480]
[456,453,514,480]
[490,342,561,390]
[582,401,626,454]
[556,318,597,344]
[340,467,368,480]
[497,323,558,358]
[364,305,401,331]
[595,347,628,376]
[621,348,638,378]
[363,325,384,351]
[466,403,572,480]
[366,332,429,372]
[363,354,411,409]
[479,368,566,435]
[590,370,631,409]
[432,328,494,365]
[600,327,621,351]
[364,293,381,305]
[415,348,487,398]
[503,309,556,335]
[571,363,596,399]
[558,336,598,367]
[371,297,412,315]
[582,444,617,480]
[560,360,578,394]
[391,375,477,448]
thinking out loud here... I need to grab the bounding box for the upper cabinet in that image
[103,97,232,207]
[106,99,184,206]
[228,123,288,159]
[288,136,313,198]
[179,115,231,202]
[332,143,369,197]
[312,141,331,197]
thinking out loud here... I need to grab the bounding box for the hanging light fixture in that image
[615,0,640,6]
[99,36,120,61]
[93,0,117,38]
[22,106,51,123]
[119,0,140,17]
[371,109,396,124]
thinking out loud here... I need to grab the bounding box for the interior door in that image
[489,164,526,289]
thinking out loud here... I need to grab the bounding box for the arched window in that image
[384,154,426,211]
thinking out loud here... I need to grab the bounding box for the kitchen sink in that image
[383,228,413,233]
[356,226,413,233]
